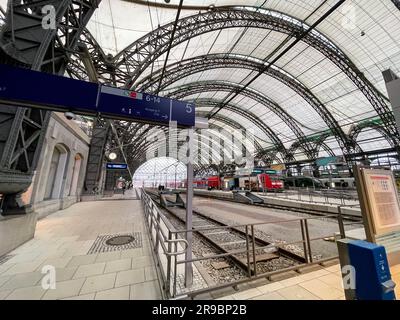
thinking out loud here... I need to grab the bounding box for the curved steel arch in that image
[195,98,289,157]
[392,0,400,10]
[194,111,264,152]
[349,121,396,149]
[133,117,260,168]
[98,7,399,148]
[164,80,315,157]
[317,143,336,158]
[134,53,352,155]
[1,0,100,72]
[0,0,101,205]
[255,149,286,166]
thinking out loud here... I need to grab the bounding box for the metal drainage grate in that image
[0,255,14,265]
[87,232,142,254]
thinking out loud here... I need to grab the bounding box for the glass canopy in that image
[75,1,400,161]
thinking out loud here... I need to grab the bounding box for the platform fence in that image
[140,188,347,299]
[262,187,360,207]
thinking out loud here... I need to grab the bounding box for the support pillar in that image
[185,128,194,287]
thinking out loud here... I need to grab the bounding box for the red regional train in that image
[192,172,284,192]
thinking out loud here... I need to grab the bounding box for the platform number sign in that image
[0,64,196,128]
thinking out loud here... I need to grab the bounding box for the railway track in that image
[146,190,306,276]
[188,190,362,222]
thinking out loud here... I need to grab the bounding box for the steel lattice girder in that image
[0,1,100,184]
[194,98,289,157]
[392,0,400,10]
[1,0,101,72]
[84,118,110,193]
[0,5,5,23]
[95,7,399,148]
[349,120,396,149]
[128,117,263,169]
[196,111,264,151]
[134,53,355,156]
[255,149,286,165]
[138,116,263,157]
[121,98,292,167]
[164,80,315,158]
[318,142,336,158]
[61,7,400,166]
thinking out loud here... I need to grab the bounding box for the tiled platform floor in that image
[217,262,400,300]
[0,191,162,300]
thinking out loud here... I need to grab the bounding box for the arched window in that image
[44,144,69,200]
[69,154,83,196]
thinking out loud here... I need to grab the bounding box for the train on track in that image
[175,165,359,192]
[192,170,284,192]
[282,176,356,190]
[191,174,357,191]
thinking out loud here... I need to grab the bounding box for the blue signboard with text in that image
[0,64,195,127]
[0,63,99,114]
[106,163,128,170]
[98,86,195,126]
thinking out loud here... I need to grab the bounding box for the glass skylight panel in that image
[79,0,400,159]
[263,0,326,21]
[229,29,288,61]
[357,129,392,152]
[324,137,344,156]
[324,91,377,126]
[247,74,325,133]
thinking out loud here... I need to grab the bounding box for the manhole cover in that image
[87,232,142,254]
[105,235,135,246]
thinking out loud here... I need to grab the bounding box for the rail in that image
[141,188,349,299]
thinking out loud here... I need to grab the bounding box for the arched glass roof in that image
[84,0,400,163]
[132,157,187,187]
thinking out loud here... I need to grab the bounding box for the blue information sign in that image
[98,86,195,126]
[0,64,195,127]
[0,63,98,114]
[106,163,128,170]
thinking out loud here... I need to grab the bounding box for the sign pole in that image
[175,164,177,189]
[185,127,194,287]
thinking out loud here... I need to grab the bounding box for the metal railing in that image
[140,188,346,299]
[140,188,189,297]
[260,187,360,207]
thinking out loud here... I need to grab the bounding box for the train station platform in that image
[0,190,162,300]
[189,189,362,218]
[216,263,400,300]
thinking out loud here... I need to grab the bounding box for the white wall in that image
[28,112,90,218]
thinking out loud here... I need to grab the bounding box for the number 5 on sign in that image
[186,103,193,113]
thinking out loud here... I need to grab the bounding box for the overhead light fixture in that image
[108,152,117,160]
